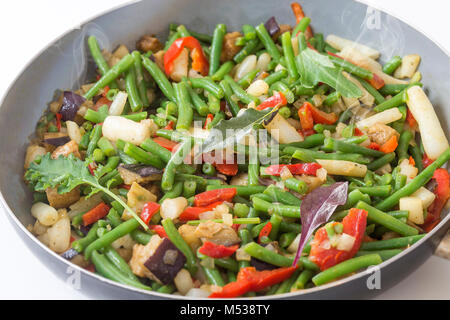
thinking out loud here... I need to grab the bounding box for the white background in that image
[0,0,449,299]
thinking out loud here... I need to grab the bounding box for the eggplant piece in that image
[250,257,278,271]
[144,238,186,285]
[59,91,85,121]
[61,248,79,260]
[118,164,163,185]
[264,16,280,37]
[43,132,71,146]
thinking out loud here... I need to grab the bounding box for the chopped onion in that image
[236,248,251,261]
[31,202,58,226]
[246,80,269,96]
[174,269,194,295]
[222,213,233,226]
[235,55,257,80]
[102,116,151,145]
[161,197,188,220]
[185,288,210,298]
[326,34,380,59]
[256,52,271,72]
[65,121,82,144]
[108,91,128,116]
[394,54,421,79]
[400,197,424,224]
[280,166,293,180]
[336,233,355,251]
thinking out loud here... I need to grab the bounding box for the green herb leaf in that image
[25,153,147,229]
[296,48,362,98]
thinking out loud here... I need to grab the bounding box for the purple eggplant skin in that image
[264,16,280,37]
[119,164,163,177]
[59,91,85,121]
[250,257,278,271]
[43,132,71,146]
[144,238,186,285]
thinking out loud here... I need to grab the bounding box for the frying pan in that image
[0,0,448,299]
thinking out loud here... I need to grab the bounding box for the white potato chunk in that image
[316,159,367,177]
[400,197,424,224]
[411,187,436,209]
[174,269,194,295]
[102,116,151,145]
[326,35,380,59]
[394,54,421,79]
[264,113,304,144]
[31,202,59,226]
[160,197,188,220]
[356,108,402,130]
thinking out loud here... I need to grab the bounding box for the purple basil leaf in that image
[60,91,85,121]
[264,17,280,37]
[293,182,348,266]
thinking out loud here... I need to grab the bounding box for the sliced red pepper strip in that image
[406,108,417,129]
[308,102,338,124]
[164,120,175,131]
[55,113,62,132]
[149,225,168,238]
[178,201,224,222]
[367,142,380,151]
[118,184,131,190]
[198,241,239,258]
[204,113,214,129]
[264,163,322,176]
[88,162,97,176]
[409,156,415,166]
[93,96,112,111]
[153,136,178,152]
[422,169,450,231]
[140,201,161,225]
[256,91,287,110]
[102,86,110,97]
[214,162,238,176]
[194,188,237,207]
[82,202,110,226]
[367,73,385,90]
[290,2,313,38]
[354,128,364,136]
[164,36,209,76]
[309,208,368,271]
[209,279,252,298]
[298,102,314,130]
[258,222,272,243]
[422,153,434,168]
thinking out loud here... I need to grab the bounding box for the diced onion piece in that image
[235,55,257,80]
[394,54,421,79]
[256,52,271,72]
[400,197,424,225]
[222,213,233,227]
[185,288,210,298]
[411,187,436,209]
[398,159,418,183]
[102,116,151,145]
[280,166,293,180]
[336,233,356,251]
[169,48,189,82]
[174,269,194,295]
[406,86,450,160]
[108,91,128,116]
[66,121,82,144]
[274,64,286,72]
[316,159,367,177]
[264,113,304,144]
[46,216,71,253]
[31,202,59,226]
[236,248,251,261]
[160,197,188,220]
[246,80,269,96]
[356,108,402,130]
[287,233,301,253]
[326,35,380,59]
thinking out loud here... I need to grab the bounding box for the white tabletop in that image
[0,0,449,299]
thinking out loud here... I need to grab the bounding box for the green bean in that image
[242,24,256,40]
[357,78,385,105]
[243,242,293,267]
[237,69,260,89]
[209,24,226,76]
[159,181,183,204]
[376,148,450,210]
[322,137,384,158]
[84,219,140,259]
[224,75,259,105]
[106,208,122,227]
[92,148,105,162]
[140,138,171,163]
[263,185,302,206]
[269,214,283,240]
[84,54,134,100]
[182,80,209,116]
[382,56,402,75]
[286,147,371,164]
[182,180,197,198]
[237,229,252,269]
[157,284,175,294]
[103,245,140,281]
[356,201,418,236]
[292,269,315,290]
[234,38,260,63]
[172,82,193,130]
[187,218,260,226]
[393,173,407,192]
[248,159,260,187]
[162,218,197,274]
[190,77,224,99]
[281,31,299,79]
[280,133,325,149]
[397,130,413,162]
[87,36,118,89]
[276,269,301,294]
[211,61,234,82]
[379,83,422,96]
[169,24,212,43]
[97,137,116,157]
[125,65,143,112]
[356,249,402,261]
[350,185,392,198]
[338,189,370,211]
[202,266,225,286]
[219,80,240,116]
[252,197,300,218]
[322,91,341,107]
[409,144,424,172]
[279,232,297,248]
[91,250,151,290]
[360,234,425,251]
[278,222,301,236]
[161,138,191,191]
[292,17,311,37]
[86,124,102,157]
[250,193,273,203]
[328,55,372,80]
[141,55,176,102]
[131,51,149,107]
[164,31,180,50]
[72,222,99,252]
[123,142,164,169]
[373,90,407,112]
[264,69,288,86]
[284,178,308,195]
[312,254,382,286]
[367,152,395,171]
[270,81,295,103]
[255,23,281,61]
[122,112,148,122]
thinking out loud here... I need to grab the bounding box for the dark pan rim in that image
[0,0,449,299]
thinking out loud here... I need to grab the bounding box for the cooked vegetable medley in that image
[24,2,450,298]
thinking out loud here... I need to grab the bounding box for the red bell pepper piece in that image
[214,162,238,176]
[379,135,398,153]
[102,86,110,97]
[308,102,338,124]
[93,96,112,111]
[422,153,434,168]
[178,201,224,222]
[354,128,364,136]
[85,264,96,273]
[149,225,168,238]
[198,241,239,258]
[327,51,343,59]
[367,73,385,90]
[256,91,287,110]
[55,113,62,131]
[309,208,367,271]
[422,169,450,232]
[204,113,214,129]
[406,109,418,129]
[258,222,272,243]
[153,136,178,152]
[82,202,110,226]
[290,2,313,38]
[140,202,161,225]
[209,266,298,298]
[264,163,322,176]
[164,36,209,76]
[194,188,237,207]
[164,120,174,131]
[301,129,315,137]
[409,156,416,166]
[367,142,380,151]
[118,184,131,190]
[88,162,97,176]
[298,102,314,130]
